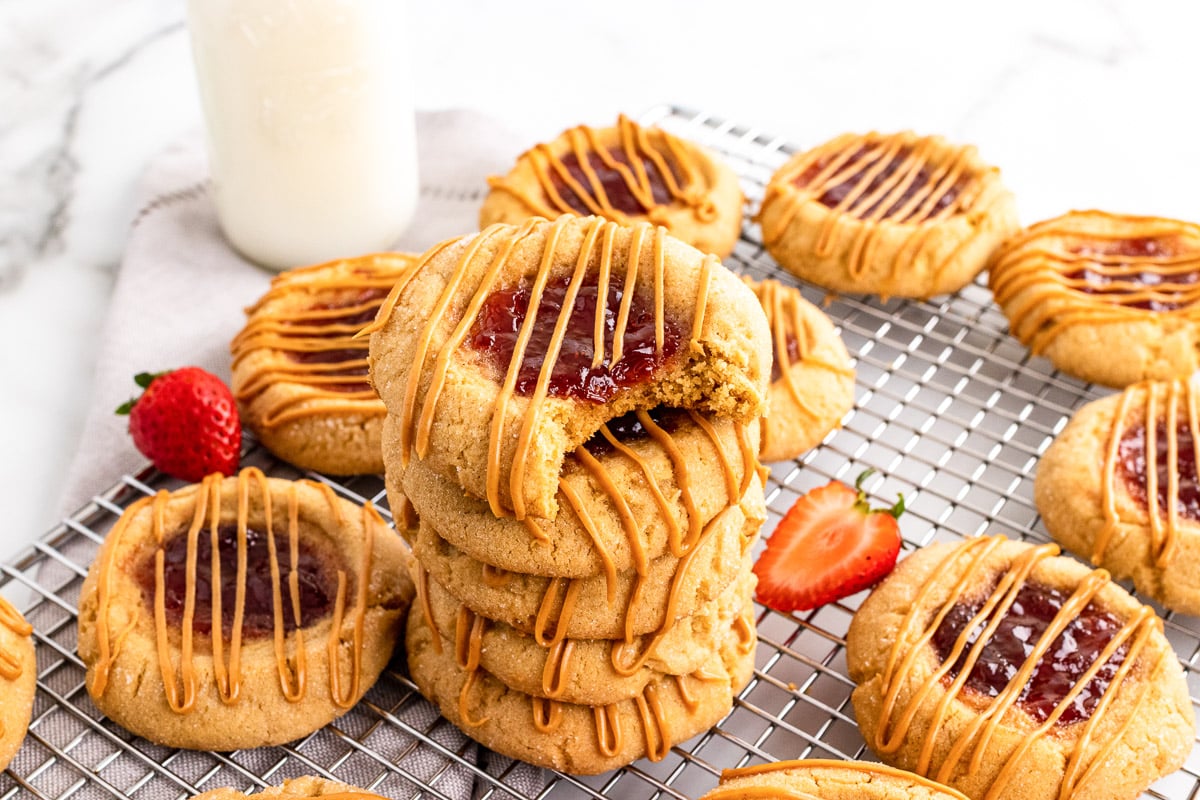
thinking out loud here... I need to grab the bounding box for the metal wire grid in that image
[1,104,1197,800]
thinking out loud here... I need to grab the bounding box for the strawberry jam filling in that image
[795,145,962,222]
[771,332,802,382]
[552,150,675,215]
[469,271,681,403]
[1063,237,1197,311]
[931,580,1128,725]
[284,288,389,391]
[139,523,340,639]
[581,408,683,457]
[1118,419,1200,521]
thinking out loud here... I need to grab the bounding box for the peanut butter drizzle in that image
[638,410,702,556]
[376,214,689,525]
[488,114,716,226]
[454,605,490,727]
[533,577,584,647]
[760,132,998,288]
[0,594,32,685]
[609,506,740,678]
[748,276,855,442]
[481,563,513,588]
[634,683,671,761]
[231,255,417,427]
[91,468,376,713]
[708,759,971,800]
[872,536,1161,800]
[532,697,562,733]
[1096,379,1198,567]
[991,213,1200,353]
[594,703,622,757]
[414,562,442,655]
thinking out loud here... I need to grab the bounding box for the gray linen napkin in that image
[56,108,549,799]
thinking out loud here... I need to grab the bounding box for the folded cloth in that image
[57,108,549,798]
[59,109,531,516]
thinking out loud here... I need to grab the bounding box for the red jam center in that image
[581,408,683,457]
[931,580,1128,726]
[285,287,389,391]
[139,523,339,640]
[552,150,675,215]
[1064,237,1196,311]
[771,332,802,382]
[469,271,681,404]
[795,145,962,222]
[1118,419,1200,521]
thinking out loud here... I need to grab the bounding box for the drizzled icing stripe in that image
[990,212,1200,353]
[760,132,998,286]
[367,216,700,523]
[0,593,33,736]
[231,255,417,427]
[1096,379,1197,567]
[705,759,970,800]
[488,114,716,225]
[748,276,854,419]
[871,536,1161,800]
[90,468,376,712]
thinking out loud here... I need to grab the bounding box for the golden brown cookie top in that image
[849,535,1180,799]
[701,759,969,800]
[1084,377,1200,568]
[486,114,725,227]
[760,131,1013,289]
[193,776,385,800]
[990,210,1200,350]
[0,596,31,684]
[366,215,770,521]
[84,467,412,713]
[231,253,419,430]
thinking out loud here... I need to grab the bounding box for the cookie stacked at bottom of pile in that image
[367,215,774,773]
[387,409,765,773]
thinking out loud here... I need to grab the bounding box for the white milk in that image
[187,0,417,271]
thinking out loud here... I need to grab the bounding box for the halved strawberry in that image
[754,469,904,613]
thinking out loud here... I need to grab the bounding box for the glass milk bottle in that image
[187,0,418,271]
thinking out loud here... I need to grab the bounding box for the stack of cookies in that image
[367,214,772,774]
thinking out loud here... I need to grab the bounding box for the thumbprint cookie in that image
[388,408,762,578]
[77,468,414,750]
[847,535,1193,800]
[194,777,385,800]
[698,759,969,800]
[1036,377,1200,615]
[758,131,1019,299]
[989,210,1200,388]
[366,215,771,521]
[231,253,419,475]
[745,277,855,461]
[480,114,744,258]
[0,595,35,771]
[405,598,755,774]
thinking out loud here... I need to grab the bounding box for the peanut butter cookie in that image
[847,535,1193,800]
[77,468,414,750]
[990,210,1200,388]
[759,131,1018,299]
[480,114,744,257]
[366,215,771,521]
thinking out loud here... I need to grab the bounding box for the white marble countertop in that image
[3,0,1199,561]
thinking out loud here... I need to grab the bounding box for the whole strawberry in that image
[115,367,242,482]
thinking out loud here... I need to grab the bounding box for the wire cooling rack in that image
[3,105,1198,800]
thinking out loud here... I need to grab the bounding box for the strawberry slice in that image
[754,469,904,612]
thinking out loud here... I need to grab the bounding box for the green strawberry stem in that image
[115,370,171,415]
[852,468,905,519]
